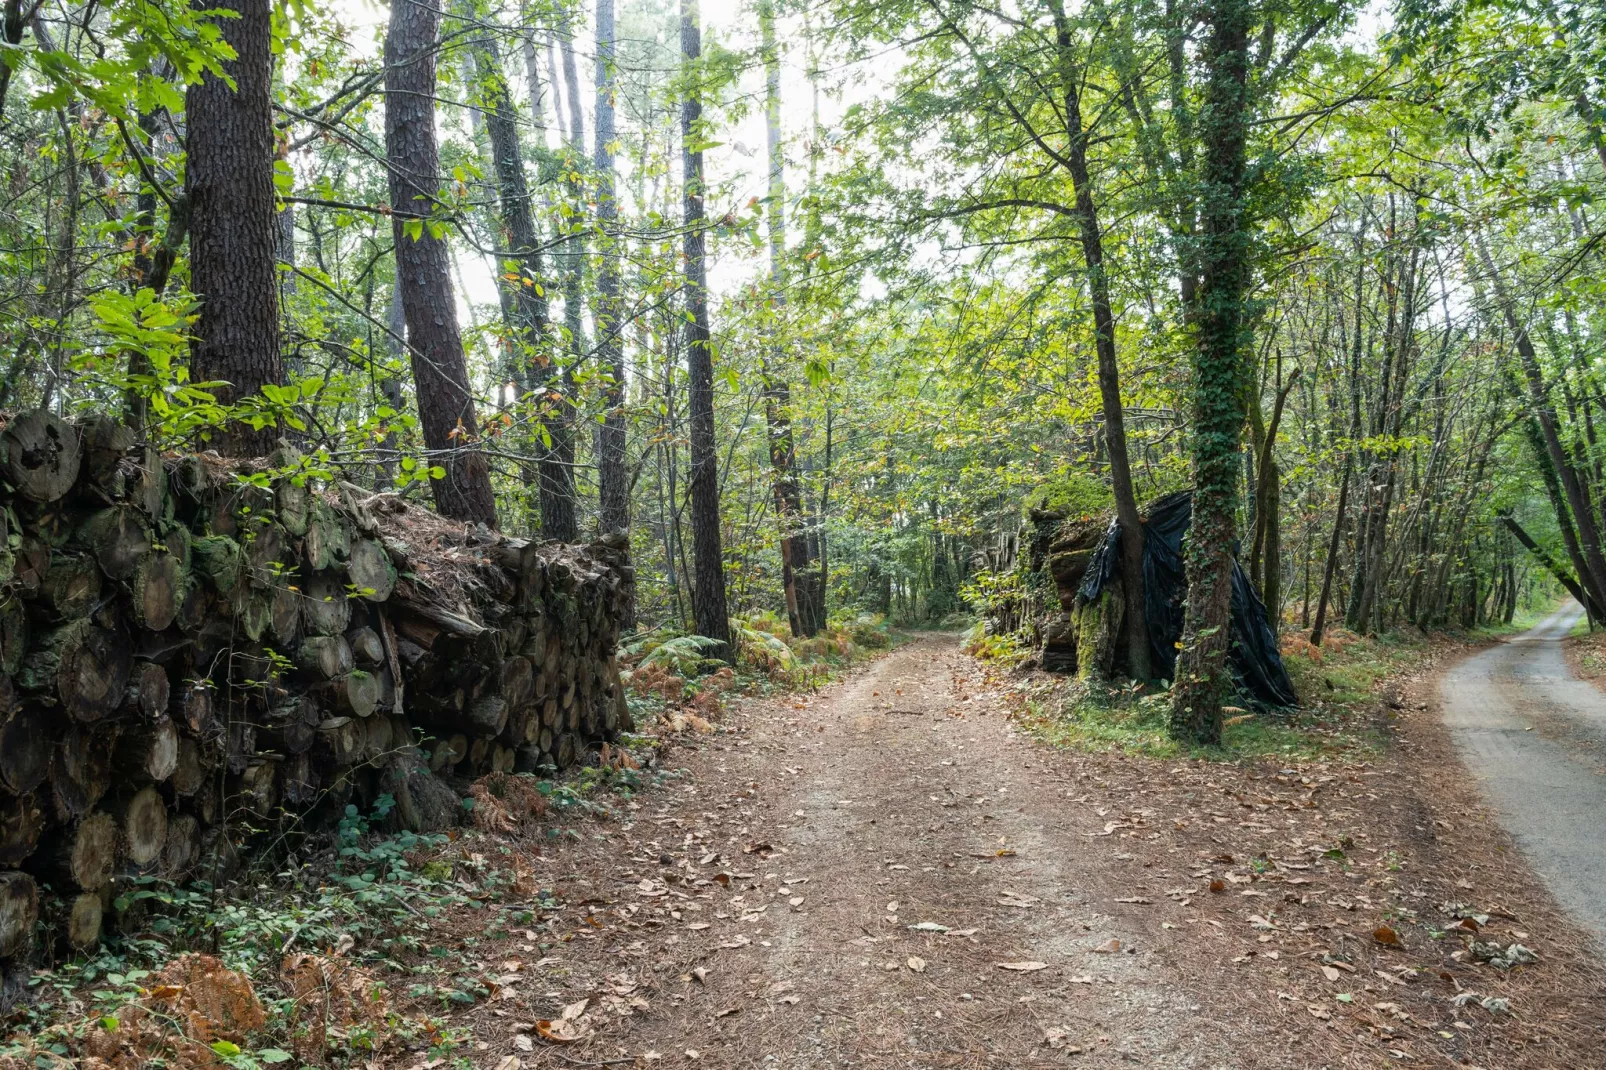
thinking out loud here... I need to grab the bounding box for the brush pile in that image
[0,410,633,964]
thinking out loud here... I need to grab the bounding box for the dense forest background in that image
[1,0,1601,740]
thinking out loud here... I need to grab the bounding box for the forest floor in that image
[398,631,1606,1070]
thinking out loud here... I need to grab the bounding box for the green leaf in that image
[257,1050,293,1064]
[208,1041,242,1058]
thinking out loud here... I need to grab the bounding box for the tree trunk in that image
[1169,0,1252,744]
[1476,239,1606,618]
[681,0,731,656]
[471,29,566,534]
[185,0,285,456]
[759,0,819,638]
[1042,0,1149,678]
[384,0,498,526]
[594,0,631,549]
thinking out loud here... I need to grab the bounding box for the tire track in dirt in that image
[609,636,1224,1068]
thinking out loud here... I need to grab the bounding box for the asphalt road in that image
[1441,602,1606,948]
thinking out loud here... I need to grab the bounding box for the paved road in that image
[1441,602,1606,947]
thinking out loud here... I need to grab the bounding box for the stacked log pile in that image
[0,410,633,964]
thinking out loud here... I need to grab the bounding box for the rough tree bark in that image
[185,0,284,456]
[758,0,820,638]
[1169,0,1253,744]
[468,29,561,526]
[384,0,498,526]
[681,0,731,656]
[594,0,630,536]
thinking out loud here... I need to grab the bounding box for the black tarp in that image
[1078,491,1298,708]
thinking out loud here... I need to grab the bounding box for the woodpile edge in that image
[0,410,634,967]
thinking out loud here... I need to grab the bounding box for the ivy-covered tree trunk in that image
[384,0,497,526]
[185,0,283,456]
[1169,0,1254,744]
[681,0,731,656]
[759,0,820,638]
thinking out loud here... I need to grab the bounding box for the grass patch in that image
[1013,625,1457,764]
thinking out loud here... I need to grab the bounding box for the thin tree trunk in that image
[468,27,559,531]
[186,0,284,456]
[1477,238,1606,615]
[594,0,629,535]
[1169,0,1252,744]
[758,0,819,638]
[1048,0,1149,679]
[681,0,731,654]
[384,0,497,526]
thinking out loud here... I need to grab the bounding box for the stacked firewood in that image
[0,410,632,963]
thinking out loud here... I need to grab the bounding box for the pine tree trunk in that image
[594,0,630,543]
[759,0,818,638]
[185,0,284,456]
[471,30,563,527]
[1169,0,1252,745]
[681,0,731,656]
[384,0,498,526]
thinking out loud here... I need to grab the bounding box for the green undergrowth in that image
[4,756,678,1070]
[1010,622,1497,764]
[619,610,899,726]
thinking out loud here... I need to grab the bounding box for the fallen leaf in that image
[997,961,1049,972]
[1321,966,1341,982]
[907,956,926,973]
[1373,925,1401,946]
[1209,879,1226,893]
[1307,1004,1331,1021]
[909,922,950,933]
[1068,975,1094,984]
[1113,897,1152,904]
[1091,939,1121,954]
[692,967,709,984]
[561,998,588,1021]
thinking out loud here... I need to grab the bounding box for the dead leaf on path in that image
[907,956,926,973]
[713,1007,740,1019]
[1091,939,1121,954]
[687,922,711,930]
[887,901,900,912]
[947,928,979,937]
[1068,975,1094,984]
[692,967,709,984]
[909,922,949,933]
[777,994,800,1005]
[495,1057,522,1070]
[1209,879,1226,893]
[997,961,1049,972]
[535,1016,589,1044]
[1307,1003,1331,1021]
[1373,925,1401,946]
[744,842,774,857]
[1114,897,1152,904]
[1321,966,1341,982]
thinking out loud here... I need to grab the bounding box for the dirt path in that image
[1441,602,1606,950]
[516,635,1227,1068]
